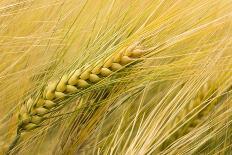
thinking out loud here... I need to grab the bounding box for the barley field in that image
[0,0,231,154]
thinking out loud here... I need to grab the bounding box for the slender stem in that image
[6,130,21,155]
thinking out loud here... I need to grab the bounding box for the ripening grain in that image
[0,0,231,154]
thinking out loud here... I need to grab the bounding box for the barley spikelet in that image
[7,41,147,153]
[18,42,144,131]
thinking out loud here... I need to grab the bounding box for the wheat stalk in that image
[19,43,144,131]
[6,41,148,154]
